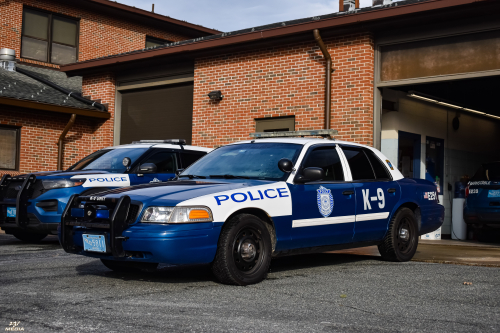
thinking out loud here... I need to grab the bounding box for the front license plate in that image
[488,190,500,198]
[83,234,107,253]
[6,207,16,218]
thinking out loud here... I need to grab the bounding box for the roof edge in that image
[0,96,111,119]
[84,0,221,35]
[61,0,489,74]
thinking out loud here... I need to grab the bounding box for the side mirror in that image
[295,167,325,184]
[176,168,185,176]
[139,163,157,174]
[278,159,294,173]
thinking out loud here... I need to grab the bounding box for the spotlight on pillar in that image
[207,90,224,101]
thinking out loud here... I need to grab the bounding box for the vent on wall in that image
[0,48,16,72]
[373,0,393,5]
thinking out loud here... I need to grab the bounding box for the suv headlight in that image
[42,179,84,190]
[141,206,213,224]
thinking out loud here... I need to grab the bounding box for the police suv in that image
[60,130,444,285]
[0,140,211,242]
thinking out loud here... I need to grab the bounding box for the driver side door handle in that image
[343,190,355,196]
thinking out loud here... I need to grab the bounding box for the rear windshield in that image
[471,162,500,181]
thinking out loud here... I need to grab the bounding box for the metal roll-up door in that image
[120,83,193,144]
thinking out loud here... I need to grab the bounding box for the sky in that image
[115,0,404,32]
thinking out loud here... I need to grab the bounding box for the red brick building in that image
[0,0,218,176]
[59,0,500,237]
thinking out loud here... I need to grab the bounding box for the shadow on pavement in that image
[74,252,381,284]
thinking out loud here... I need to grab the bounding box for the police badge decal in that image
[317,186,334,217]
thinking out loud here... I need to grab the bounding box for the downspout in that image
[313,29,333,130]
[57,114,77,170]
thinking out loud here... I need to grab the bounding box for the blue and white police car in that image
[60,130,444,285]
[0,139,211,242]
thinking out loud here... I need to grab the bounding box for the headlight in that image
[42,179,84,190]
[141,206,213,224]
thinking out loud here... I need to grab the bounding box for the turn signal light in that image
[189,209,211,220]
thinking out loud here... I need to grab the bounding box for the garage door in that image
[120,83,193,144]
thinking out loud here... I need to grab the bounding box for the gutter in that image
[57,114,77,171]
[313,29,333,130]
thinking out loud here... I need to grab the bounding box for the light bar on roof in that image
[132,139,186,145]
[250,129,338,139]
[408,91,499,120]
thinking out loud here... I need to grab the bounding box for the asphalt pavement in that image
[1,233,499,333]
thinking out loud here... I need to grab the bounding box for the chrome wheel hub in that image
[240,241,256,261]
[399,228,409,241]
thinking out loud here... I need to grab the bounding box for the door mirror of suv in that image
[278,159,294,173]
[139,163,157,174]
[295,167,325,184]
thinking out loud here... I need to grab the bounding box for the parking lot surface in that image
[1,233,499,333]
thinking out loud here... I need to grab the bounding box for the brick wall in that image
[192,33,374,148]
[82,73,116,149]
[0,0,192,68]
[0,107,105,176]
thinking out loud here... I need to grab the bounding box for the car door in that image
[289,144,355,248]
[339,146,400,243]
[129,149,180,185]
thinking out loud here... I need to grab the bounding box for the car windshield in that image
[471,162,500,182]
[181,143,303,181]
[68,148,149,173]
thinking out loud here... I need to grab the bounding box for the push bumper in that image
[0,174,55,234]
[60,194,221,265]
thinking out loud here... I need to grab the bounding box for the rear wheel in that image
[212,214,272,286]
[378,208,418,262]
[12,232,47,243]
[100,259,158,272]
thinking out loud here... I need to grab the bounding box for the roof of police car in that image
[233,138,372,148]
[103,143,212,152]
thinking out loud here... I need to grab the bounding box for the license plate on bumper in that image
[83,234,107,253]
[6,207,16,218]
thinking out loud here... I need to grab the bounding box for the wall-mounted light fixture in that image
[407,91,500,120]
[207,90,224,101]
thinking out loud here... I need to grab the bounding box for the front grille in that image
[4,180,23,199]
[127,204,140,224]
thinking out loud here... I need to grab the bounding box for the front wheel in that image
[13,232,47,243]
[378,208,418,262]
[100,259,158,273]
[212,214,272,286]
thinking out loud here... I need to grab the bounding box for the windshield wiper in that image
[178,175,207,179]
[209,174,249,179]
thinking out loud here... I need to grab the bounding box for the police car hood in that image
[21,170,110,178]
[95,180,275,206]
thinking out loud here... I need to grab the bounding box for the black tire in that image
[12,232,47,243]
[212,214,272,286]
[378,208,418,262]
[100,259,158,273]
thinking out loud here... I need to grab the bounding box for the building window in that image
[255,116,295,132]
[0,126,20,171]
[21,8,79,65]
[145,36,170,48]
